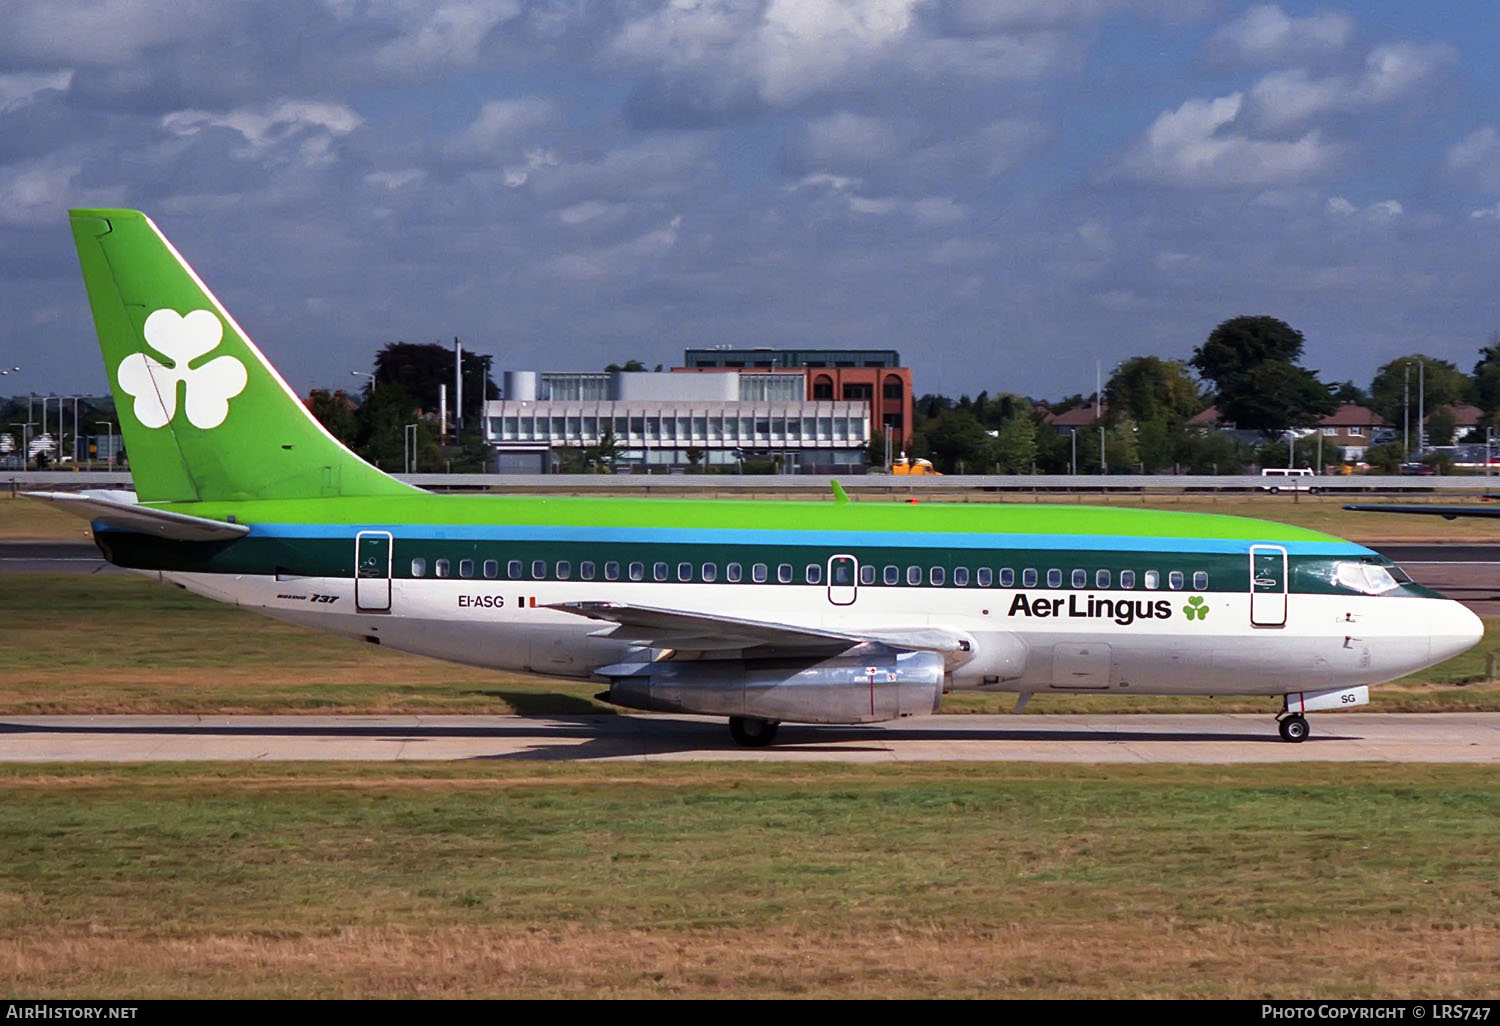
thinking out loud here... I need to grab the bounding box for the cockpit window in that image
[1335,561,1399,595]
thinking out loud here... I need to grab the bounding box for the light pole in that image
[404,423,418,474]
[95,421,114,471]
[350,370,376,396]
[1070,428,1077,475]
[1403,362,1410,458]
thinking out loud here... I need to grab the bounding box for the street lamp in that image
[350,370,376,395]
[94,421,115,471]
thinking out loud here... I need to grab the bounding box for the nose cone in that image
[1432,601,1485,664]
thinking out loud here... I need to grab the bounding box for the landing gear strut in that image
[729,716,780,747]
[1277,713,1310,743]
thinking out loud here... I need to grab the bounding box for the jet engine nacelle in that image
[599,643,944,724]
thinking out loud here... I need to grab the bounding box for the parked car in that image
[1400,462,1438,476]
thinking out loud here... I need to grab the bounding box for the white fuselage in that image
[156,569,1482,699]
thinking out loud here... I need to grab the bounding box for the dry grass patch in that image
[4,920,1499,998]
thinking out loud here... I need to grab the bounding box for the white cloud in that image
[370,0,522,73]
[546,214,683,280]
[1326,196,1403,223]
[447,98,557,160]
[0,70,72,114]
[1119,92,1338,187]
[1204,4,1353,67]
[1247,43,1453,130]
[613,0,923,107]
[1446,126,1500,194]
[1470,202,1500,222]
[0,0,222,65]
[0,157,79,227]
[364,169,426,190]
[161,100,362,160]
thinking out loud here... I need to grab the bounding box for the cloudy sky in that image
[3,1,1499,401]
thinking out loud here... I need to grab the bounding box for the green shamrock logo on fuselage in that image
[1183,595,1210,621]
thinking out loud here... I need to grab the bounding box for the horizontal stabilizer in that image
[23,490,249,541]
[546,600,968,656]
[1344,503,1500,520]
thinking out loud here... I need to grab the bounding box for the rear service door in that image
[1249,545,1287,627]
[355,531,393,612]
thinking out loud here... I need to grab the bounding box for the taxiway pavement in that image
[0,713,1496,763]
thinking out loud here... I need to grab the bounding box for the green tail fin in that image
[69,209,415,503]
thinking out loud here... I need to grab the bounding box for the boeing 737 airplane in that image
[29,209,1485,745]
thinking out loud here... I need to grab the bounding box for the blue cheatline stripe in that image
[243,522,1374,556]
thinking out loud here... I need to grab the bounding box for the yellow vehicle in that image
[891,456,942,475]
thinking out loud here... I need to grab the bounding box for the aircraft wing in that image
[23,490,250,541]
[546,600,969,656]
[1344,503,1500,521]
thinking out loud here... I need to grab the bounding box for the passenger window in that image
[580,561,596,580]
[753,563,768,583]
[653,563,668,582]
[459,559,474,579]
[930,566,945,586]
[806,564,822,585]
[953,567,969,587]
[860,565,875,586]
[907,566,922,586]
[531,560,545,579]
[1022,568,1037,588]
[507,560,522,580]
[1144,570,1160,590]
[884,565,899,585]
[436,559,451,579]
[556,561,572,580]
[629,562,644,581]
[483,559,498,579]
[677,562,692,582]
[1193,571,1208,590]
[1169,570,1184,590]
[777,564,793,584]
[411,558,427,578]
[702,563,717,583]
[977,567,993,588]
[998,568,1013,587]
[1096,569,1110,589]
[1119,569,1135,589]
[726,563,742,582]
[604,561,620,581]
[1071,569,1087,588]
[1046,569,1061,588]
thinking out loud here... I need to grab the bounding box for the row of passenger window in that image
[408,557,1209,591]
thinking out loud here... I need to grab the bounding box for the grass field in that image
[8,487,1500,542]
[4,573,1499,715]
[0,762,1496,998]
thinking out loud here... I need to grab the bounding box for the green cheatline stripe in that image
[157,493,1353,544]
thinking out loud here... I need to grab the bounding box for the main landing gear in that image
[1276,712,1310,743]
[729,716,780,747]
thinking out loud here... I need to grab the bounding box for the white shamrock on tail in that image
[116,309,248,429]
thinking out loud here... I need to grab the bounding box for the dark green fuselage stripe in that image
[94,530,1442,600]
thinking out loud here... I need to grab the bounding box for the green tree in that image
[1367,355,1472,430]
[1105,356,1206,426]
[991,414,1037,473]
[354,382,440,472]
[1472,333,1500,413]
[1191,316,1334,432]
[605,360,648,372]
[306,389,359,448]
[1173,428,1252,474]
[369,340,496,435]
[1363,442,1404,473]
[925,410,995,474]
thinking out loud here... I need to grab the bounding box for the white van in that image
[1260,468,1317,494]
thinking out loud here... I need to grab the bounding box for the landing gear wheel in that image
[1278,714,1310,743]
[729,716,780,747]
